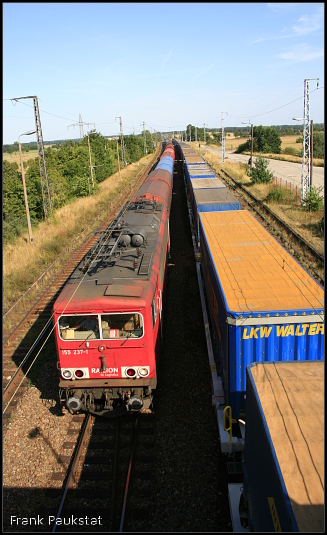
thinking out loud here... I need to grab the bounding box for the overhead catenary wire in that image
[226,87,323,121]
[2,163,154,414]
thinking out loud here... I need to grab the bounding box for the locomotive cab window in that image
[101,313,143,339]
[58,315,100,340]
[151,293,157,329]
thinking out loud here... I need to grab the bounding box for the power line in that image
[227,87,323,121]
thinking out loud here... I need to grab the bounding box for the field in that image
[3,149,39,166]
[221,133,298,152]
[205,134,323,167]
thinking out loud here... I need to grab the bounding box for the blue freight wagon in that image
[242,361,324,532]
[199,210,324,419]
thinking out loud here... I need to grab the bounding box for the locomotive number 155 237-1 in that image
[61,349,89,355]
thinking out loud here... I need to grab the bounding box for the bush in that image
[282,147,302,157]
[250,156,274,184]
[296,137,303,143]
[302,186,324,212]
[266,185,295,204]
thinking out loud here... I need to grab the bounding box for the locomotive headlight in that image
[62,369,73,379]
[138,367,149,377]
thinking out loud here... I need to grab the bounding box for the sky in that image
[3,2,324,144]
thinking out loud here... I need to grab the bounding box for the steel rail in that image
[3,148,162,415]
[108,416,121,531]
[3,148,161,342]
[51,413,93,533]
[206,162,324,286]
[119,414,139,532]
[219,165,324,264]
[3,145,161,330]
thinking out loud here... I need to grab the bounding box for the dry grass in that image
[3,154,155,311]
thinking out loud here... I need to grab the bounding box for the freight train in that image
[53,143,174,417]
[178,140,324,532]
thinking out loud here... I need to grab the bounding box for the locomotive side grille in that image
[138,253,153,276]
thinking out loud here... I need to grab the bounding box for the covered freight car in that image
[193,187,241,243]
[199,210,324,419]
[185,164,216,186]
[241,360,324,532]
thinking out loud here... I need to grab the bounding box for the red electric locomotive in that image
[53,145,173,417]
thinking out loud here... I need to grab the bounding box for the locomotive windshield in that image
[101,313,143,339]
[58,313,143,340]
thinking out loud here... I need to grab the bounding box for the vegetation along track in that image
[3,147,161,419]
[44,412,155,532]
[204,158,324,287]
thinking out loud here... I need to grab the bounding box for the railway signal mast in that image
[115,116,127,167]
[11,95,52,220]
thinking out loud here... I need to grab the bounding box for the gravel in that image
[3,145,233,532]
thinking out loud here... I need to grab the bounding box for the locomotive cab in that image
[55,303,158,417]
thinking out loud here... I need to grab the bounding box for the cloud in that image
[158,48,174,76]
[292,7,324,35]
[278,44,324,63]
[252,4,323,43]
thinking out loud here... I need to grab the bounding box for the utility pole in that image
[18,130,35,244]
[310,119,313,188]
[242,120,253,167]
[204,123,206,150]
[12,95,52,220]
[221,113,225,163]
[293,78,319,202]
[195,126,197,143]
[115,116,127,167]
[141,122,147,154]
[68,120,97,194]
[116,139,121,178]
[79,113,84,139]
[87,135,94,188]
[302,79,319,199]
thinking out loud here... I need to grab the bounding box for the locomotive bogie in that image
[60,384,154,416]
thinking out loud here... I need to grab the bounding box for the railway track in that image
[3,149,161,419]
[44,412,154,532]
[203,159,324,286]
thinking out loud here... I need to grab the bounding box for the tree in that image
[250,156,273,184]
[236,125,281,154]
[313,132,324,159]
